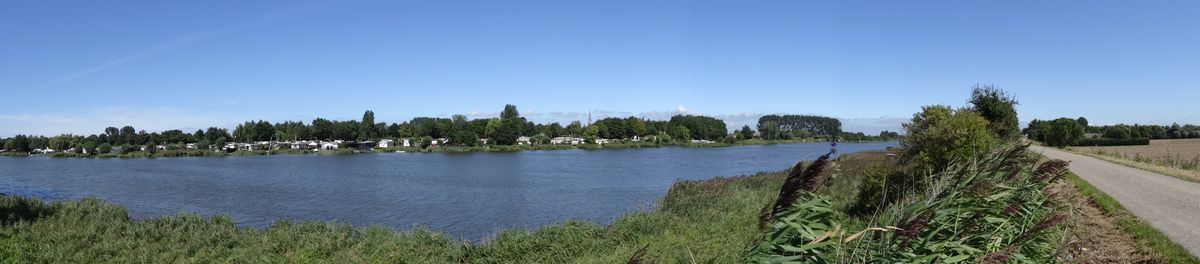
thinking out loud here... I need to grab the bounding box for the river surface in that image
[0,141,894,240]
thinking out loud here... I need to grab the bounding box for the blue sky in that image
[3,1,1199,137]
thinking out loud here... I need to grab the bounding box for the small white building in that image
[379,139,396,148]
[241,143,259,151]
[595,138,613,145]
[551,137,584,145]
[401,138,411,147]
[516,136,531,145]
[320,142,339,150]
[185,143,198,149]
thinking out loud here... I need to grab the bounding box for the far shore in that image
[0,138,892,159]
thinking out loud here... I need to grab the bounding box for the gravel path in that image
[1032,145,1200,257]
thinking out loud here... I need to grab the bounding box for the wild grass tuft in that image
[744,144,1073,263]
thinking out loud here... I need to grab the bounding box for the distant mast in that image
[587,111,592,125]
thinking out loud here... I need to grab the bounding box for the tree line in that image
[1025,117,1200,147]
[755,115,842,140]
[1,104,903,154]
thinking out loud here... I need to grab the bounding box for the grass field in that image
[1072,138,1200,182]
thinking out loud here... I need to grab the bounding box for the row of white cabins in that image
[21,135,715,154]
[219,136,596,152]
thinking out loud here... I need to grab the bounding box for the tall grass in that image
[744,144,1072,263]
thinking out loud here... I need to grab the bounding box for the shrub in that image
[1073,138,1150,146]
[1044,118,1084,148]
[969,85,1020,140]
[851,161,903,215]
[901,105,999,174]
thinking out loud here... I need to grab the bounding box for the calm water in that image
[0,141,894,240]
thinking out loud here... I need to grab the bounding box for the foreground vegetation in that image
[745,144,1071,262]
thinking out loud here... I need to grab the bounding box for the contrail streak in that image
[44,1,323,87]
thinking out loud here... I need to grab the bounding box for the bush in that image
[1044,118,1085,148]
[969,85,1020,140]
[901,105,999,174]
[1073,138,1150,146]
[852,161,905,215]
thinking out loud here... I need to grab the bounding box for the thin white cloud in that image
[44,2,322,87]
[0,107,232,137]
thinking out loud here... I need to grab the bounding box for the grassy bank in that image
[1066,173,1199,263]
[0,151,830,262]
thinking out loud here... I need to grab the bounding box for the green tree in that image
[82,141,98,154]
[311,118,334,140]
[417,136,434,148]
[583,125,599,143]
[626,117,647,138]
[120,126,136,145]
[758,121,781,140]
[494,105,522,145]
[1044,117,1085,148]
[119,144,137,154]
[48,134,73,151]
[756,115,841,138]
[547,122,564,138]
[500,104,520,120]
[654,131,672,144]
[669,126,691,141]
[1103,125,1131,139]
[4,135,30,152]
[98,143,113,153]
[449,115,478,146]
[739,125,755,139]
[566,121,583,136]
[104,127,120,144]
[668,115,727,140]
[968,85,1020,140]
[360,110,376,140]
[901,105,999,173]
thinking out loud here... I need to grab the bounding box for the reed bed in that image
[743,144,1072,263]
